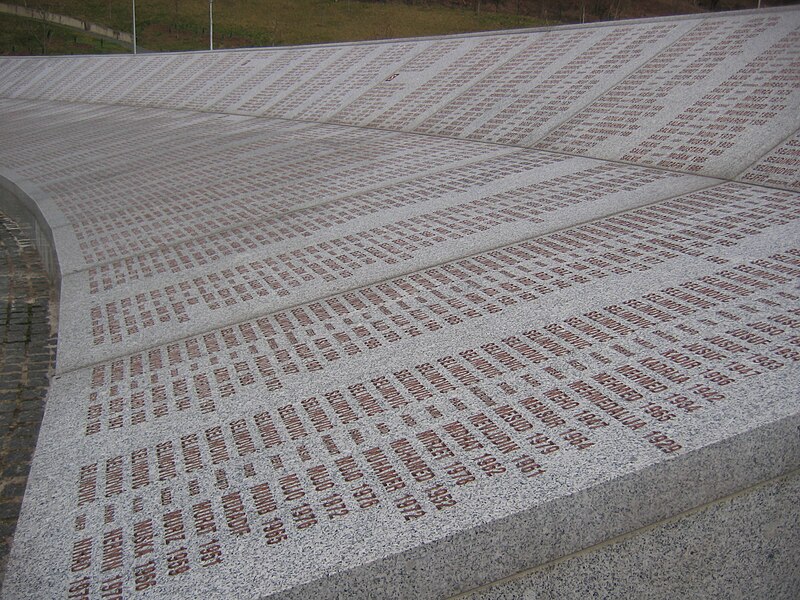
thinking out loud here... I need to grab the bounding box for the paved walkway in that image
[0,2,135,49]
[0,211,55,586]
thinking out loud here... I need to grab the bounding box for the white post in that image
[209,0,213,51]
[132,0,137,54]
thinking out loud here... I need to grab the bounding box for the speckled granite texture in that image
[459,469,800,600]
[0,6,798,599]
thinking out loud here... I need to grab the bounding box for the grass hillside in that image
[2,0,796,54]
[0,12,128,55]
[2,0,544,54]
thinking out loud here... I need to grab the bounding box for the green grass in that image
[0,12,128,55]
[8,1,545,53]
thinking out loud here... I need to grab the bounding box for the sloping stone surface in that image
[0,7,798,600]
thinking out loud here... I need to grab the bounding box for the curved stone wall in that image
[0,7,798,599]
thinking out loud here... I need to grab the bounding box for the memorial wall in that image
[0,6,798,599]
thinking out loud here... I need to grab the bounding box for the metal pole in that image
[209,0,213,51]
[132,0,137,54]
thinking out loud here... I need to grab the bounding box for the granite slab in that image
[461,469,800,599]
[0,6,798,600]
